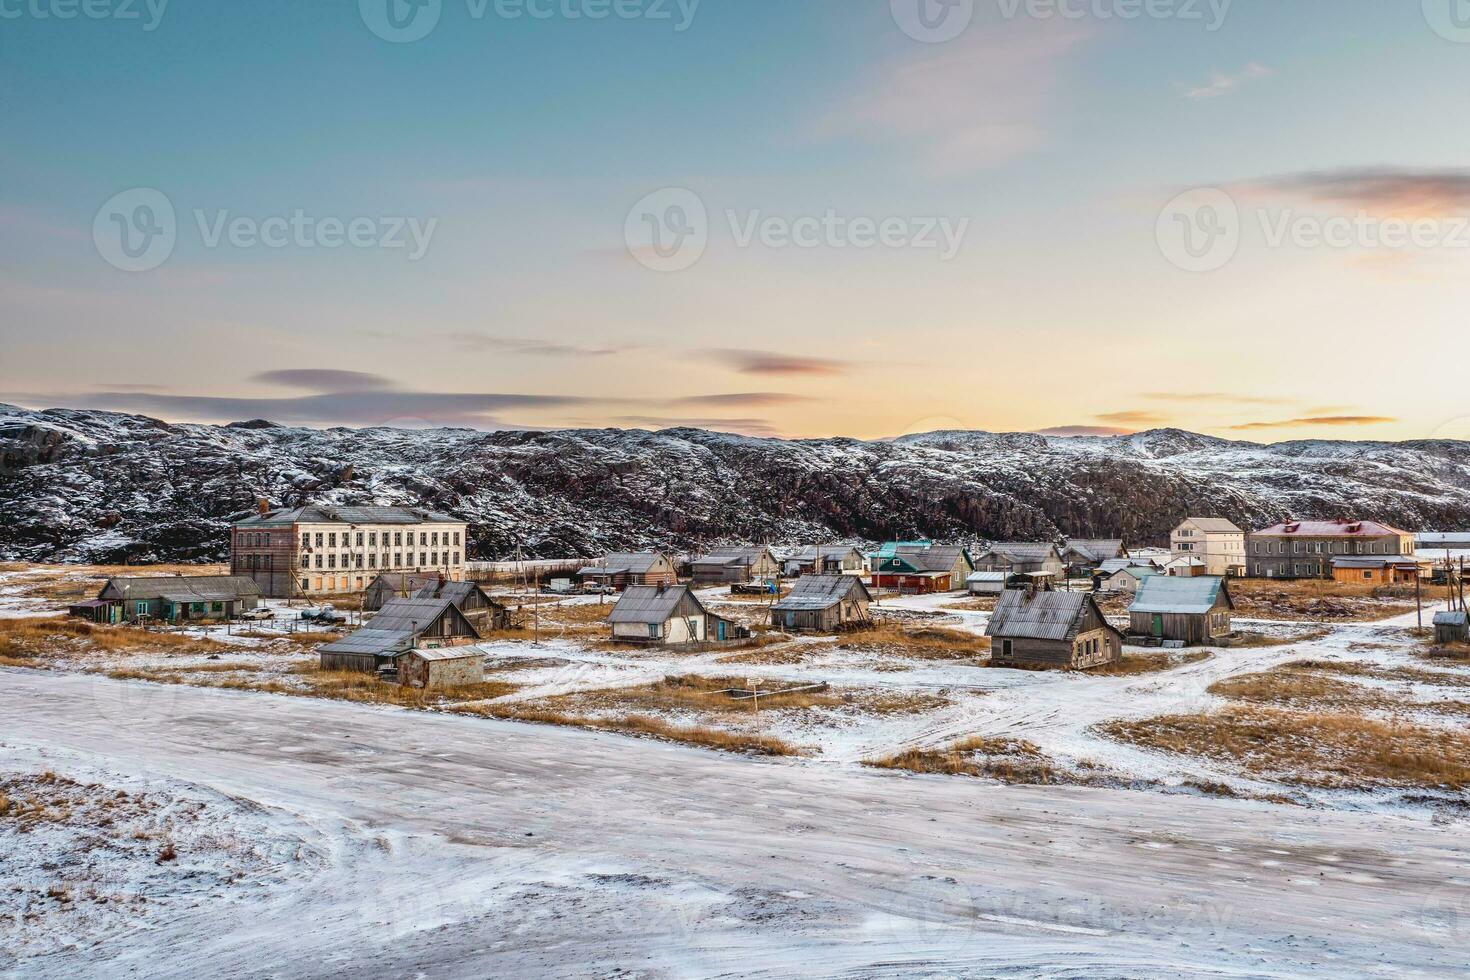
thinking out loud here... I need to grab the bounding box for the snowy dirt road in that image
[3,670,1468,979]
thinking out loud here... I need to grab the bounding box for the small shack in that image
[90,575,262,624]
[362,572,442,612]
[1330,556,1426,587]
[414,578,511,633]
[1433,610,1468,645]
[1098,564,1161,595]
[689,546,781,584]
[966,571,1007,596]
[395,648,485,689]
[986,589,1123,670]
[319,596,480,673]
[1060,538,1127,576]
[607,584,739,644]
[974,543,1065,579]
[1129,575,1233,645]
[783,546,867,578]
[770,575,873,632]
[577,553,679,591]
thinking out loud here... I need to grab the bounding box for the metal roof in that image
[415,580,503,609]
[396,647,481,663]
[1062,539,1124,562]
[578,552,669,576]
[986,590,1100,642]
[1181,517,1243,534]
[607,585,704,624]
[369,597,461,635]
[967,571,1007,583]
[318,628,415,656]
[1106,565,1160,581]
[1129,575,1230,615]
[237,505,461,527]
[772,575,871,612]
[102,575,261,601]
[787,546,865,563]
[1329,556,1425,569]
[369,572,441,593]
[979,542,1058,563]
[690,546,772,566]
[1252,519,1410,538]
[1433,611,1468,626]
[1098,557,1161,575]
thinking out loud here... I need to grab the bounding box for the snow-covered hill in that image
[3,404,1470,563]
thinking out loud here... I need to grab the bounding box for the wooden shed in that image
[1434,611,1468,645]
[395,648,484,689]
[319,596,480,673]
[415,578,511,633]
[1128,575,1233,646]
[689,546,781,584]
[577,553,679,591]
[770,575,873,632]
[363,572,440,612]
[607,584,741,644]
[986,589,1123,670]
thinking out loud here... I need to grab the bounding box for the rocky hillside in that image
[3,404,1470,563]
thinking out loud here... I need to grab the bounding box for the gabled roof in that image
[101,575,260,602]
[607,585,705,624]
[319,628,415,656]
[370,597,473,636]
[237,505,460,527]
[1130,575,1231,615]
[1329,555,1426,569]
[368,571,440,593]
[893,544,972,573]
[1252,519,1411,538]
[415,579,504,609]
[1107,565,1160,581]
[1098,557,1161,575]
[1061,539,1125,562]
[987,590,1114,643]
[1180,517,1243,534]
[772,575,872,611]
[1434,611,1468,627]
[579,552,669,576]
[396,647,481,663]
[690,546,772,566]
[979,542,1059,563]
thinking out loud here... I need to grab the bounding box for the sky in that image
[3,0,1470,442]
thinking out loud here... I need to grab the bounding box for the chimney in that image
[257,498,270,515]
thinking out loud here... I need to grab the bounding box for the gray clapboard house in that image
[1128,575,1233,645]
[986,589,1123,670]
[88,575,262,624]
[319,596,480,673]
[770,575,873,632]
[607,585,740,644]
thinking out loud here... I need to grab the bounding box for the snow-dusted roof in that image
[238,505,460,527]
[370,597,463,635]
[579,552,669,576]
[1181,517,1243,533]
[1062,539,1124,562]
[1329,556,1425,569]
[396,647,481,663]
[319,629,414,656]
[986,590,1103,642]
[101,575,260,601]
[772,575,871,612]
[1252,519,1410,537]
[1434,611,1468,627]
[1129,575,1230,615]
[980,542,1058,563]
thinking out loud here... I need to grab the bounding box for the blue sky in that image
[3,1,1469,440]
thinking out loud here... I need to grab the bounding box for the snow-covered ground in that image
[3,669,1469,978]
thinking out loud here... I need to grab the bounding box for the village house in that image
[770,575,873,632]
[318,596,480,673]
[577,552,679,591]
[1059,539,1127,577]
[1098,564,1162,595]
[782,546,867,578]
[75,575,262,624]
[395,648,485,690]
[362,571,442,612]
[1329,555,1427,586]
[1163,555,1207,578]
[231,503,468,599]
[688,546,781,584]
[1128,575,1233,646]
[414,578,512,633]
[986,589,1123,670]
[1247,519,1417,579]
[1170,518,1247,578]
[966,571,1007,596]
[870,542,974,594]
[606,584,739,644]
[973,542,1065,581]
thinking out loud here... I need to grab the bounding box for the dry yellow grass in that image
[451,702,799,756]
[535,674,949,722]
[865,736,1100,785]
[109,663,519,708]
[1103,706,1470,789]
[1227,628,1332,648]
[1208,663,1470,720]
[0,617,228,661]
[0,563,229,604]
[1091,651,1211,676]
[1229,579,1424,622]
[837,622,989,662]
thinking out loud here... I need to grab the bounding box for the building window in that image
[314,554,323,569]
[454,532,461,545]
[431,552,439,566]
[315,533,324,547]
[354,554,363,568]
[368,532,377,546]
[394,552,402,567]
[328,554,337,569]
[431,532,439,546]
[369,553,377,568]
[301,534,309,551]
[420,552,427,566]
[394,532,402,546]
[453,552,460,565]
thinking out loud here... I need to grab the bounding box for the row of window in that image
[307,551,461,570]
[1253,562,1324,576]
[300,529,461,550]
[1252,539,1406,556]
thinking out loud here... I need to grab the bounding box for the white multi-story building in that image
[1170,517,1246,578]
[232,504,468,597]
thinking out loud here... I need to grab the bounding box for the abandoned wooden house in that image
[782,546,867,578]
[689,546,781,584]
[318,596,480,673]
[770,575,873,632]
[1128,575,1233,645]
[414,578,512,632]
[986,589,1123,670]
[1433,610,1469,645]
[606,584,741,644]
[1329,555,1427,586]
[362,571,441,612]
[973,542,1065,580]
[75,575,263,624]
[577,552,679,590]
[395,647,485,690]
[871,542,974,594]
[1059,538,1127,576]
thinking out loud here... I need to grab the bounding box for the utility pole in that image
[1416,572,1423,631]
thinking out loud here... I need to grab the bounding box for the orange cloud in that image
[1230,416,1396,431]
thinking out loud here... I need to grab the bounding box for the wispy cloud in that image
[1240,168,1470,219]
[700,348,850,377]
[252,370,391,392]
[1231,415,1396,431]
[1184,63,1272,101]
[1035,425,1131,438]
[1095,411,1170,426]
[612,416,780,438]
[444,334,631,358]
[668,392,814,408]
[1143,392,1294,406]
[820,17,1091,174]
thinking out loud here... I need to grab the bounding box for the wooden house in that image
[363,572,440,612]
[318,596,480,673]
[88,575,262,624]
[395,648,484,690]
[1059,539,1126,577]
[782,546,867,578]
[973,543,1065,580]
[771,575,873,632]
[577,553,679,591]
[1329,555,1427,586]
[1433,611,1468,645]
[1128,575,1233,645]
[689,546,781,584]
[966,571,1007,595]
[414,578,511,632]
[872,542,974,594]
[986,589,1123,670]
[606,584,739,644]
[1098,564,1162,595]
